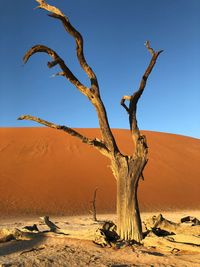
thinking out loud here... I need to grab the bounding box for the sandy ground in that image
[0,127,200,216]
[0,211,200,266]
[0,128,200,265]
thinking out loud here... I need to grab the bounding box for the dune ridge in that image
[0,127,199,216]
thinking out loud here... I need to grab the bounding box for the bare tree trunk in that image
[113,154,146,242]
[117,175,142,242]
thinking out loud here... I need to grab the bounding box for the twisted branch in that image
[18,115,110,157]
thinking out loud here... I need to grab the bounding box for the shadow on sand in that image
[0,235,46,257]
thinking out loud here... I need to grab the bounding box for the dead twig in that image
[90,188,98,222]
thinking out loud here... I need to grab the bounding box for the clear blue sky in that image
[1,0,200,138]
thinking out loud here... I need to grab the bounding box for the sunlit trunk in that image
[117,170,143,242]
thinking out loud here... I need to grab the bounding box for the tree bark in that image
[117,175,142,242]
[112,153,147,242]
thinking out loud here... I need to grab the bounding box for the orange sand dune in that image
[0,127,199,216]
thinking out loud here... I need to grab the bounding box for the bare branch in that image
[35,0,99,93]
[121,41,163,155]
[18,115,110,157]
[35,0,65,16]
[145,40,155,56]
[47,58,61,68]
[51,72,65,78]
[130,41,163,125]
[23,45,89,96]
[27,1,119,155]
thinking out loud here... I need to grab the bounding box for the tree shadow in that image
[0,234,46,257]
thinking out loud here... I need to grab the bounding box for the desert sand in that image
[0,212,200,266]
[0,127,200,266]
[0,127,200,216]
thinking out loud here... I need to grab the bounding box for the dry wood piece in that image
[144,214,179,231]
[19,0,163,242]
[23,224,39,232]
[144,214,200,236]
[94,221,119,247]
[180,216,200,225]
[90,188,98,222]
[40,216,60,233]
[142,214,200,253]
[40,216,69,235]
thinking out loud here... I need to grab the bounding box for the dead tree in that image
[18,0,163,242]
[90,188,98,222]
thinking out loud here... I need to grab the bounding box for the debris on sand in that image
[142,214,200,254]
[0,213,200,266]
[180,216,200,226]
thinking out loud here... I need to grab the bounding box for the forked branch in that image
[121,41,163,152]
[18,115,110,157]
